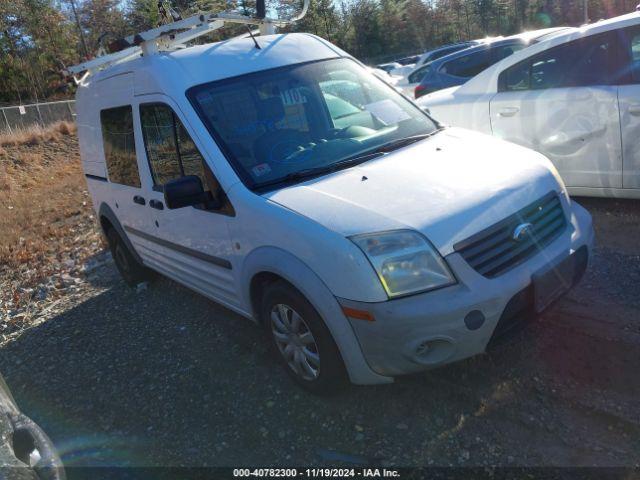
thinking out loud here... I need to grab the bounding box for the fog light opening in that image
[410,337,456,365]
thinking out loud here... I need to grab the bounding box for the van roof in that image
[81,33,347,94]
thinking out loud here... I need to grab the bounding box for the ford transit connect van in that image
[75,26,594,392]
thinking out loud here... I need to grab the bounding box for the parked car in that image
[414,41,480,68]
[391,62,432,97]
[75,29,593,392]
[0,374,64,479]
[389,63,417,78]
[396,55,420,65]
[392,42,480,97]
[418,12,640,199]
[393,62,435,97]
[374,62,402,73]
[414,27,570,99]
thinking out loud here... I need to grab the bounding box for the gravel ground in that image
[0,197,638,470]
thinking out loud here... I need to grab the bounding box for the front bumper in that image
[338,200,594,377]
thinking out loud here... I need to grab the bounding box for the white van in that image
[74,19,594,392]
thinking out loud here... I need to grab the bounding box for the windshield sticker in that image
[281,87,308,106]
[252,163,272,177]
[363,99,411,126]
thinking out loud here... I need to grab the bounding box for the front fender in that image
[240,246,391,385]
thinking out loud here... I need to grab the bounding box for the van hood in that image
[264,127,563,256]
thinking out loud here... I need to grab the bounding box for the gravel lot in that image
[0,197,638,470]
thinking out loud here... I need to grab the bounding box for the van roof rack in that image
[66,0,310,82]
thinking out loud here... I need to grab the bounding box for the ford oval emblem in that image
[512,222,534,242]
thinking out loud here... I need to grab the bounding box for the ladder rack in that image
[66,0,310,81]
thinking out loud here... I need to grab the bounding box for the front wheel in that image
[261,281,348,393]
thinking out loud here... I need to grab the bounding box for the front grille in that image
[454,191,567,278]
[486,246,588,350]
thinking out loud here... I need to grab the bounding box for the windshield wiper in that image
[253,169,324,190]
[254,152,385,191]
[253,128,443,191]
[373,129,442,153]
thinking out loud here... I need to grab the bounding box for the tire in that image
[260,280,348,394]
[106,228,155,287]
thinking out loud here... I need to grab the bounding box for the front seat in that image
[252,96,311,165]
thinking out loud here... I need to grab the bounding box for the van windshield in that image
[187,58,439,190]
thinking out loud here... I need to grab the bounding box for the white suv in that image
[77,32,594,392]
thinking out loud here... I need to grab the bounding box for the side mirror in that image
[164,175,208,209]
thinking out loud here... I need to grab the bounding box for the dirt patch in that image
[0,124,103,337]
[574,197,640,256]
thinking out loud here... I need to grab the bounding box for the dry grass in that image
[0,121,77,148]
[0,123,100,269]
[0,123,104,327]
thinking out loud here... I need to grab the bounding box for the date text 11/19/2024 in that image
[233,468,401,478]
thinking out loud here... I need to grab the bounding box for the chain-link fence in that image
[0,100,76,134]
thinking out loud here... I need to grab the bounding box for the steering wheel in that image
[253,129,312,165]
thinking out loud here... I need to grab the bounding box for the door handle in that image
[629,105,640,116]
[149,199,164,210]
[498,107,519,117]
[133,195,146,205]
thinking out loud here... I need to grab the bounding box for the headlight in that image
[350,230,456,298]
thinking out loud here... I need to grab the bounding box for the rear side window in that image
[491,42,525,62]
[441,49,490,78]
[139,103,208,189]
[100,106,141,187]
[499,32,615,92]
[408,64,431,84]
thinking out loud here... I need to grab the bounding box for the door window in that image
[441,49,490,78]
[491,42,525,63]
[408,64,432,84]
[100,106,141,187]
[429,44,467,62]
[620,27,640,83]
[139,103,208,190]
[499,32,615,91]
[630,33,640,82]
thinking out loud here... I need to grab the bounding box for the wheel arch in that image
[98,202,144,265]
[249,271,286,325]
[241,246,391,385]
